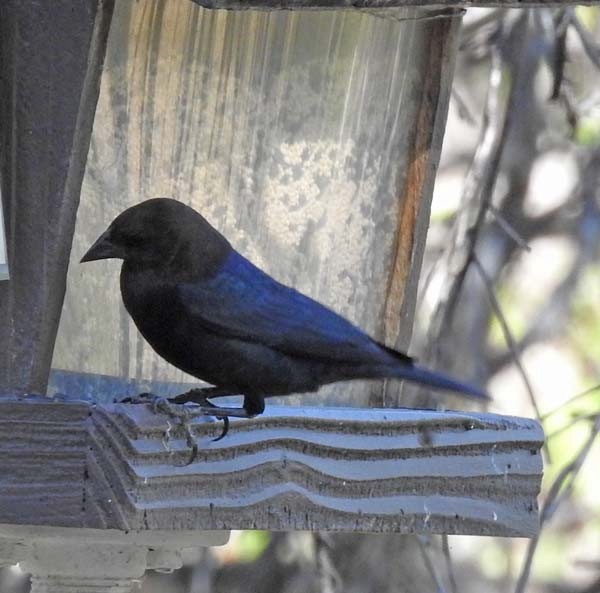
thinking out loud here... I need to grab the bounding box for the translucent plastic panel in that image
[53,1,428,405]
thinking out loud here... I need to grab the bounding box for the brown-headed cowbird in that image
[81,198,486,433]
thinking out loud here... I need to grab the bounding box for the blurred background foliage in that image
[3,5,600,593]
[419,7,600,591]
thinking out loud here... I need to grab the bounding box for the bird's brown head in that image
[81,198,232,275]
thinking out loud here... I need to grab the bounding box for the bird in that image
[81,197,487,438]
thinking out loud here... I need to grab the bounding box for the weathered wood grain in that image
[0,397,543,536]
[191,1,596,8]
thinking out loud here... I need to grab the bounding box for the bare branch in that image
[542,384,600,421]
[488,204,532,251]
[460,8,506,50]
[451,86,478,125]
[441,535,459,593]
[426,14,530,365]
[570,14,600,71]
[489,147,600,375]
[472,253,545,451]
[416,536,448,593]
[546,411,600,440]
[547,8,571,100]
[314,533,342,593]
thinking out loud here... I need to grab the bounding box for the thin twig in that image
[515,417,600,593]
[546,411,600,440]
[451,86,478,126]
[472,254,544,428]
[570,14,600,71]
[554,7,573,37]
[542,384,600,421]
[426,15,530,365]
[488,204,532,251]
[314,533,342,593]
[425,46,504,361]
[416,536,448,593]
[460,8,505,49]
[574,559,600,569]
[548,8,570,101]
[490,148,600,378]
[559,84,580,134]
[488,244,590,375]
[437,45,505,333]
[441,535,459,593]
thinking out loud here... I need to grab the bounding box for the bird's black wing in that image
[177,252,411,365]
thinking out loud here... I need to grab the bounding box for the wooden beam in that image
[0,396,543,537]
[190,1,596,9]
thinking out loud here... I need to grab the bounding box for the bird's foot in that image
[118,392,192,421]
[188,403,261,441]
[118,393,198,465]
[169,387,256,442]
[170,386,232,406]
[117,391,243,463]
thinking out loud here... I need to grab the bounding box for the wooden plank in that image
[0,397,543,536]
[191,1,596,9]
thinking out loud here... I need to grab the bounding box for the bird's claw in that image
[118,392,232,464]
[212,416,230,441]
[170,395,231,441]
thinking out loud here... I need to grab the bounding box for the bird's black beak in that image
[80,230,121,263]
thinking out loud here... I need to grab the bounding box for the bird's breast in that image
[119,265,221,380]
[120,266,181,339]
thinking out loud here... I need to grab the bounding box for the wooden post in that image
[0,0,115,395]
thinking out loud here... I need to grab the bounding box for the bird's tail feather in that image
[393,363,489,400]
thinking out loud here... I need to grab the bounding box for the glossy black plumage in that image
[81,198,487,419]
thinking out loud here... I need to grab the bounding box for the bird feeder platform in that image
[0,396,543,534]
[0,395,543,590]
[0,397,543,536]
